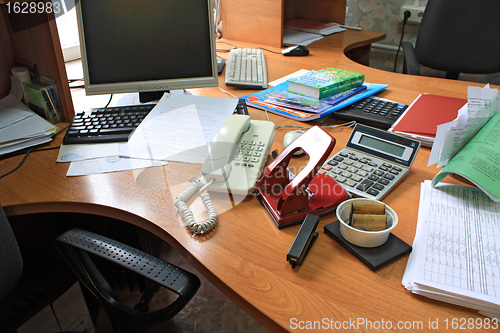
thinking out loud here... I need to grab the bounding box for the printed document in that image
[429,85,500,202]
[429,85,499,167]
[120,94,237,163]
[403,181,500,317]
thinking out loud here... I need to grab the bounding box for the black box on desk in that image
[23,78,64,124]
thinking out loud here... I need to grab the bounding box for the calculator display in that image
[358,134,405,158]
[347,123,420,167]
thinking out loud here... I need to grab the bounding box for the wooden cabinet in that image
[0,0,74,120]
[221,0,346,48]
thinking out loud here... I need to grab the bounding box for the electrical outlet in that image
[399,5,426,23]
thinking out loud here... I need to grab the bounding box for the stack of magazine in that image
[242,68,388,121]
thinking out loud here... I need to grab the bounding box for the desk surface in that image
[1,30,498,332]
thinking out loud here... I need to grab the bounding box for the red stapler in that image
[257,126,351,228]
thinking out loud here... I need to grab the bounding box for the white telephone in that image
[175,115,275,234]
[202,115,276,194]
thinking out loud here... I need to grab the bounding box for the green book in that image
[288,67,364,99]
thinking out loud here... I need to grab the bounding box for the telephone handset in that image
[175,115,276,234]
[201,115,251,183]
[202,115,275,194]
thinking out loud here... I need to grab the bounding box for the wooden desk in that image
[1,31,498,332]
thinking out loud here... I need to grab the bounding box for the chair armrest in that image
[55,228,200,331]
[401,41,421,75]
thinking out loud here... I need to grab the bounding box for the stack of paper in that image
[283,28,324,46]
[283,19,346,46]
[0,95,57,155]
[285,19,346,35]
[402,180,500,318]
[428,85,499,167]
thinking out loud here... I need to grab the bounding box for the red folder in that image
[391,94,467,136]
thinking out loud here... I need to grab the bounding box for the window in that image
[54,0,80,62]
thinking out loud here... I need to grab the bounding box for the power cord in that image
[393,10,411,73]
[175,176,218,235]
[0,124,69,179]
[275,120,357,132]
[104,94,113,108]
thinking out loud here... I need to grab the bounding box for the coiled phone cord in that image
[174,177,218,235]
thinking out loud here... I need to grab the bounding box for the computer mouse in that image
[281,45,309,56]
[217,58,225,74]
[283,130,305,155]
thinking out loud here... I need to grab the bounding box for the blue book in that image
[242,82,389,121]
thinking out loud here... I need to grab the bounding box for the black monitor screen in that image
[78,0,217,94]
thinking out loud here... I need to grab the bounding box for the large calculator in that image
[318,124,420,200]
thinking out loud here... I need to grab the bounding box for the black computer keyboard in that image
[63,99,250,145]
[63,104,156,144]
[330,96,408,129]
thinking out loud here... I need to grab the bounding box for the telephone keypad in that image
[235,141,266,168]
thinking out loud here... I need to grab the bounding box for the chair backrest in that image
[0,206,23,299]
[415,0,500,76]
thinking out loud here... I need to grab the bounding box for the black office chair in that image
[0,206,23,301]
[0,206,71,332]
[401,0,500,80]
[55,228,201,333]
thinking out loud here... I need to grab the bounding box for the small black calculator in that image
[331,96,408,129]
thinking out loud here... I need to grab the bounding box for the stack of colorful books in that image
[242,67,388,121]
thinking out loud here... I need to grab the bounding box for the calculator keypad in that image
[331,96,408,129]
[318,150,407,200]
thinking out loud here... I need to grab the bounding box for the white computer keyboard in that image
[225,48,267,89]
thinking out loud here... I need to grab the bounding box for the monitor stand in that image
[139,91,168,103]
[139,90,192,103]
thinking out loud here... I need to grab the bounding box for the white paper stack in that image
[0,95,57,155]
[402,180,500,318]
[283,29,324,46]
[284,19,346,35]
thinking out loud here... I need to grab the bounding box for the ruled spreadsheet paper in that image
[403,180,500,315]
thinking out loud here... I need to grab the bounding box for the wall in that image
[1,8,15,98]
[345,0,500,85]
[346,0,422,73]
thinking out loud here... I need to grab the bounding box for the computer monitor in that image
[76,0,218,102]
